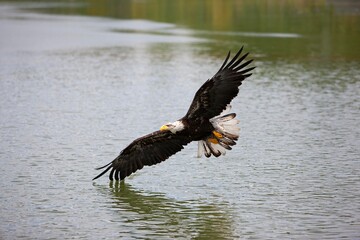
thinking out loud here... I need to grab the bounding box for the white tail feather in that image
[197,107,240,158]
[197,140,204,158]
[210,113,240,140]
[209,142,227,156]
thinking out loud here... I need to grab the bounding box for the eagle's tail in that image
[197,108,240,158]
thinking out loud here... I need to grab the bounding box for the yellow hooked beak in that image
[160,125,169,131]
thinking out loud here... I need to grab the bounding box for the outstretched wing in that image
[185,47,255,120]
[93,131,192,181]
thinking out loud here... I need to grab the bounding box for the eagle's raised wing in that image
[93,131,191,181]
[184,47,254,120]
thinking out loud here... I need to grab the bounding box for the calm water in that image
[1,1,360,239]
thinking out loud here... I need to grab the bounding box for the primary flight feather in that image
[93,47,255,181]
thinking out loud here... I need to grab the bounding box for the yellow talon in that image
[212,131,222,139]
[209,138,218,144]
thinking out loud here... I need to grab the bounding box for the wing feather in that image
[185,47,254,120]
[231,51,248,68]
[93,131,191,181]
[218,51,231,72]
[223,46,243,70]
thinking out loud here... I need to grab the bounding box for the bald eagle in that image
[93,47,254,181]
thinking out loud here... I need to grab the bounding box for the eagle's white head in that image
[160,120,185,134]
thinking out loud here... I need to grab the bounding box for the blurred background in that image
[46,0,360,60]
[0,1,359,239]
[3,0,360,60]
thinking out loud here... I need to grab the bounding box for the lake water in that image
[0,1,359,239]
